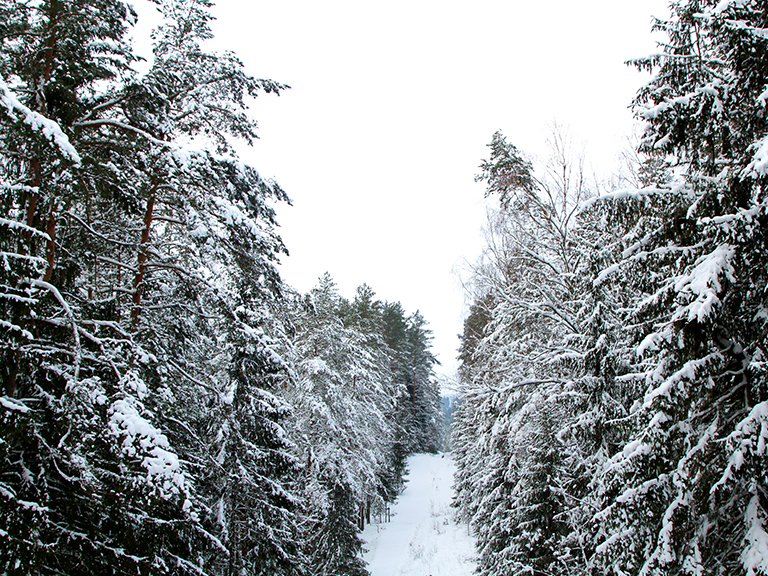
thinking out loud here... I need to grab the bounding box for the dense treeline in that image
[453,1,768,575]
[285,274,442,576]
[0,1,442,574]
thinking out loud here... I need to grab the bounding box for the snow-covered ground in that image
[362,453,477,576]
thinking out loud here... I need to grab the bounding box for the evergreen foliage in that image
[592,1,768,573]
[0,2,445,575]
[286,274,443,574]
[453,1,768,575]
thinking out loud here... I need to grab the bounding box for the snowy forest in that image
[0,1,444,574]
[453,1,768,575]
[2,0,768,575]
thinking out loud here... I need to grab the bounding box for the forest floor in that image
[362,453,477,576]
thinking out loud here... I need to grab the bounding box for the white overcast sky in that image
[133,0,670,378]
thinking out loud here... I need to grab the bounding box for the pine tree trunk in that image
[131,193,155,330]
[43,205,56,282]
[21,2,60,278]
[22,158,40,255]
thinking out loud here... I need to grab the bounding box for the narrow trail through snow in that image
[362,453,476,576]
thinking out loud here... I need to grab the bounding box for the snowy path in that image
[362,453,476,576]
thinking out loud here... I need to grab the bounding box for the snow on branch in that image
[72,119,199,169]
[743,495,768,576]
[747,134,768,176]
[713,0,746,14]
[643,352,721,409]
[108,376,189,500]
[593,263,620,287]
[714,400,768,493]
[0,319,34,340]
[0,217,51,241]
[595,527,636,555]
[168,359,225,400]
[29,279,82,380]
[579,186,674,215]
[673,244,735,323]
[642,422,719,572]
[0,182,38,194]
[0,76,81,164]
[0,396,31,414]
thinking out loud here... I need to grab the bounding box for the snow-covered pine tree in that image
[0,3,208,573]
[1,0,302,573]
[117,3,302,574]
[590,1,768,574]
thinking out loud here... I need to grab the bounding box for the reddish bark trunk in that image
[43,206,56,283]
[20,159,42,257]
[23,3,58,261]
[131,195,156,330]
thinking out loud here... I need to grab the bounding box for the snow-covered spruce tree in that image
[406,310,443,453]
[340,284,410,504]
[379,299,416,476]
[451,380,493,528]
[309,480,369,576]
[457,293,495,387]
[589,1,768,574]
[480,396,573,576]
[452,293,498,531]
[287,274,397,576]
[379,300,443,455]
